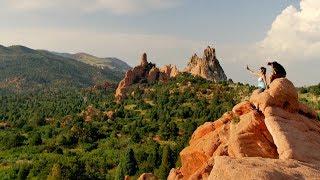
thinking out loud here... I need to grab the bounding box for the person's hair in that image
[260,67,266,75]
[267,61,286,76]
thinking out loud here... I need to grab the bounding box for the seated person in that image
[267,61,286,83]
[246,65,268,92]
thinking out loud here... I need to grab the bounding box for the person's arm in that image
[246,65,260,77]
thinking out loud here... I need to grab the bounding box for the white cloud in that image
[258,0,320,62]
[5,0,182,14]
[218,0,320,86]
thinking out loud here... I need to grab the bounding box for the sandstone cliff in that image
[185,46,227,82]
[169,78,320,180]
[115,53,179,101]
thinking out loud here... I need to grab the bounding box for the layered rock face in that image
[169,78,320,180]
[185,46,227,82]
[115,53,179,101]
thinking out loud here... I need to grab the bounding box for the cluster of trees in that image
[300,83,320,96]
[299,83,320,119]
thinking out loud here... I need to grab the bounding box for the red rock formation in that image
[81,105,100,122]
[160,64,179,78]
[115,53,153,101]
[147,67,160,83]
[169,78,320,180]
[140,53,148,67]
[104,110,115,120]
[115,54,180,101]
[185,46,227,82]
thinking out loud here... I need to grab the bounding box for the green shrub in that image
[29,132,42,146]
[1,133,25,149]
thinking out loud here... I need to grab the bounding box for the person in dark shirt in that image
[267,61,287,83]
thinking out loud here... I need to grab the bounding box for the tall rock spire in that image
[140,53,148,67]
[185,46,227,82]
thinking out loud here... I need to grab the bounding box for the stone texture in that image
[140,53,148,67]
[228,110,278,159]
[168,169,183,180]
[208,156,320,180]
[184,46,227,82]
[264,106,320,163]
[232,101,254,116]
[81,105,100,122]
[104,110,114,120]
[169,78,320,180]
[180,113,233,179]
[160,64,179,78]
[147,67,160,83]
[137,173,158,180]
[115,65,146,101]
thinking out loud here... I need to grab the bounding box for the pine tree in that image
[157,145,174,179]
[29,132,42,145]
[147,143,161,168]
[115,162,125,180]
[122,148,138,176]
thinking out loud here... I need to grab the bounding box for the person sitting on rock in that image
[246,65,268,92]
[267,61,286,83]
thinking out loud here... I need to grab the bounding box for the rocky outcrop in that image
[138,173,158,180]
[169,78,320,180]
[115,53,180,101]
[81,105,100,122]
[160,64,179,78]
[185,46,227,82]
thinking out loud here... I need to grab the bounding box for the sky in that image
[0,0,319,86]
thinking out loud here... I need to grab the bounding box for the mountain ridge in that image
[0,44,130,92]
[53,51,131,73]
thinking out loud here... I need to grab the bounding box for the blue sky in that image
[1,0,319,86]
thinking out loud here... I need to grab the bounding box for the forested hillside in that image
[0,45,128,93]
[0,73,255,179]
[0,69,319,179]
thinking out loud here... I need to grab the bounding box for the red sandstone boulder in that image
[169,78,320,180]
[228,110,278,158]
[264,106,320,163]
[232,101,254,116]
[208,156,320,180]
[180,112,233,179]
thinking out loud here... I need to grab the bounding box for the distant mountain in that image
[54,52,131,73]
[0,45,131,92]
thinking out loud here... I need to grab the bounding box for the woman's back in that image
[258,77,266,89]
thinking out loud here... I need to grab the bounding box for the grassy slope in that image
[0,45,126,93]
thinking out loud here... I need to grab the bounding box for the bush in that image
[29,132,42,146]
[1,133,25,149]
